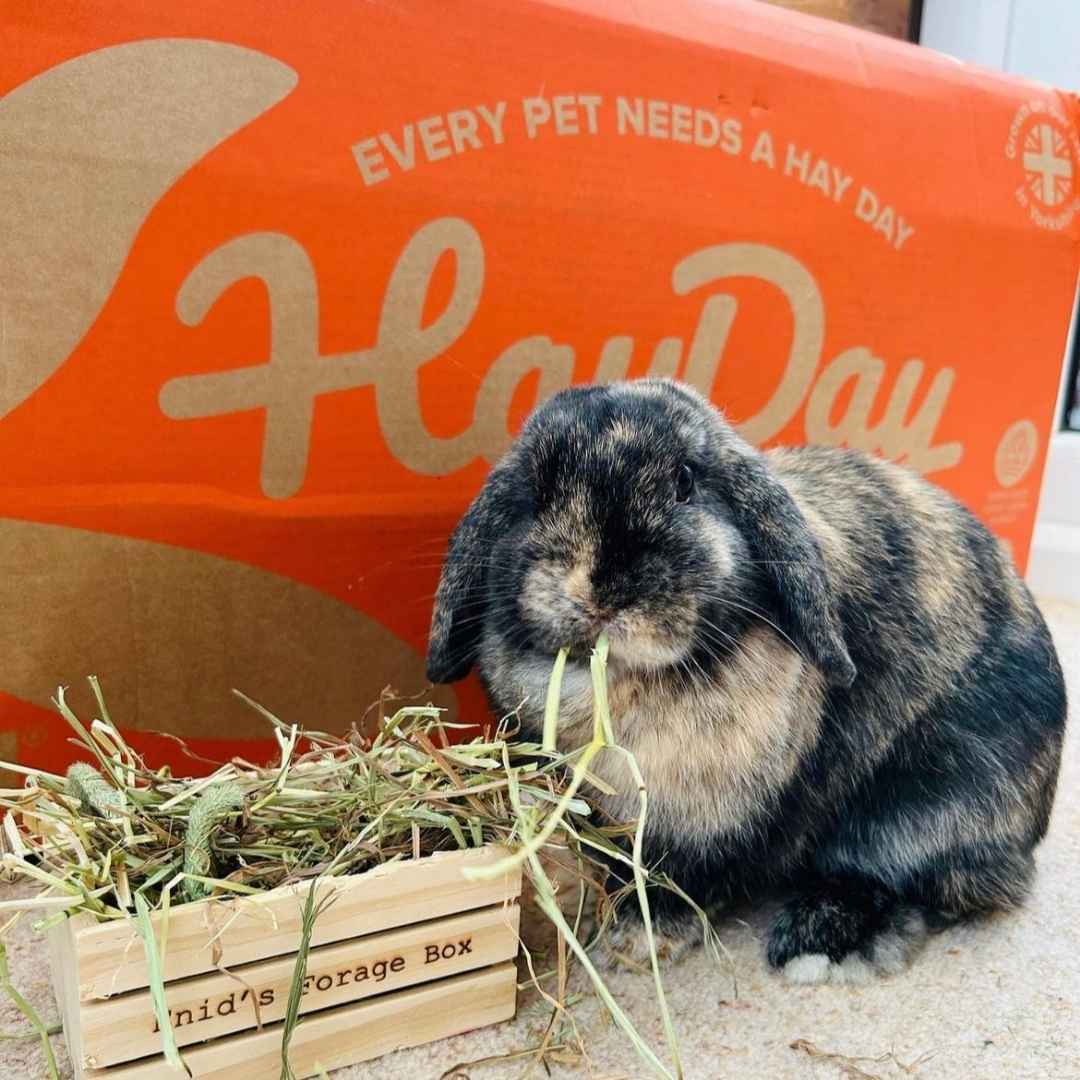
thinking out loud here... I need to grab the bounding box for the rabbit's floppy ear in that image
[426,464,515,684]
[722,449,856,689]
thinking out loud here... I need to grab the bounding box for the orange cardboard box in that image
[2,0,1078,776]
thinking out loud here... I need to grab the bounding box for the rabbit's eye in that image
[675,463,695,503]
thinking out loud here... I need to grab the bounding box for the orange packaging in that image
[2,0,1078,776]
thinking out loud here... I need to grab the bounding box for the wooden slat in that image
[80,902,520,1068]
[47,916,86,1080]
[73,845,520,999]
[89,961,518,1080]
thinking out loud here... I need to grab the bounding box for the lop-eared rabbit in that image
[426,379,1065,983]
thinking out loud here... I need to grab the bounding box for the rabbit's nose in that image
[592,571,637,615]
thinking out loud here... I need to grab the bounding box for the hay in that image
[0,637,728,1079]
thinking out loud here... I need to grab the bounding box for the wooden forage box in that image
[47,847,521,1078]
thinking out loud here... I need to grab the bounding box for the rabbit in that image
[425,378,1066,984]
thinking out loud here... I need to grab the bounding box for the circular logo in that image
[994,420,1038,488]
[1022,121,1075,207]
[1006,101,1080,230]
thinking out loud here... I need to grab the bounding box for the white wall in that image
[1007,3,1080,92]
[920,0,1014,71]
[922,0,1080,91]
[923,0,1080,601]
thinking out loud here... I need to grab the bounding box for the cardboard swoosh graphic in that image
[0,38,297,419]
[0,519,453,741]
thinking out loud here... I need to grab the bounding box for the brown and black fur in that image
[426,379,1066,983]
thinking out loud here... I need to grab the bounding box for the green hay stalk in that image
[466,634,685,1078]
[0,941,58,1079]
[65,763,122,819]
[541,647,569,752]
[133,893,187,1075]
[182,783,244,902]
[279,881,335,1080]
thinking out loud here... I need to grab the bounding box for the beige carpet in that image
[3,599,1077,1080]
